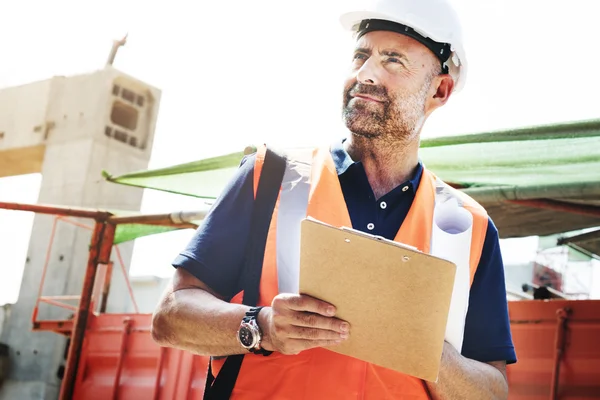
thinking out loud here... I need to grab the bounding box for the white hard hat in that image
[340,0,468,92]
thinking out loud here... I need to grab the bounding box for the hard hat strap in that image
[357,19,451,74]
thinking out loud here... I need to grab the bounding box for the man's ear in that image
[425,75,454,115]
[433,75,454,103]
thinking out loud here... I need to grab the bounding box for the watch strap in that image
[243,306,263,323]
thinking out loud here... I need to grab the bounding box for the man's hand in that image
[258,294,350,355]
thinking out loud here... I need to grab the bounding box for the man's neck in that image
[344,134,420,200]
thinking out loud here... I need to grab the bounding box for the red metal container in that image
[508,300,600,399]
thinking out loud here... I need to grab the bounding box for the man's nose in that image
[356,58,380,85]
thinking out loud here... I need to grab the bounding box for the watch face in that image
[239,326,254,348]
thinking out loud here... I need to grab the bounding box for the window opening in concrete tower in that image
[114,130,128,143]
[121,88,136,103]
[136,95,145,107]
[110,101,138,131]
[112,84,120,96]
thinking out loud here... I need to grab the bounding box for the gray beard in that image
[342,80,432,142]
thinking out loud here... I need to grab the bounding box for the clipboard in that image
[298,217,456,382]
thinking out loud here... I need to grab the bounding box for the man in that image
[152,0,516,398]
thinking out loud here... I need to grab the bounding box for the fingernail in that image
[327,306,335,316]
[340,333,349,339]
[340,323,349,332]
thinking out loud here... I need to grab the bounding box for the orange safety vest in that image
[213,145,488,399]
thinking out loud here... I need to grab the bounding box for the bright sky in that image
[1,0,599,304]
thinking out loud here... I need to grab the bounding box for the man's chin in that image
[343,105,387,133]
[344,119,382,138]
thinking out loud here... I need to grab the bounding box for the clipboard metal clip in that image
[340,226,420,252]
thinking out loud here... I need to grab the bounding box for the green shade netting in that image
[105,119,600,200]
[103,152,245,200]
[113,224,184,245]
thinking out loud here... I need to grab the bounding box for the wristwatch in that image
[237,307,273,356]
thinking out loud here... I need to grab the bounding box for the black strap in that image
[357,19,452,74]
[203,147,287,400]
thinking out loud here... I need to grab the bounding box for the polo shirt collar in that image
[330,138,423,193]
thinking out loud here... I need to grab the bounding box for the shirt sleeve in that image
[171,154,256,299]
[461,217,517,364]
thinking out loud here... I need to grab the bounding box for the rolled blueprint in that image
[430,197,473,352]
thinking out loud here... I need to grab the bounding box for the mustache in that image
[346,83,389,103]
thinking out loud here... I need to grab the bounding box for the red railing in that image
[0,201,203,400]
[31,215,139,335]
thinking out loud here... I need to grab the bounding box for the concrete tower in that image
[0,66,161,399]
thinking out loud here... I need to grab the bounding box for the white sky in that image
[1,0,599,304]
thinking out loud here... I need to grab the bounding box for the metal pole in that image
[99,262,114,314]
[112,318,132,400]
[508,199,600,218]
[106,34,127,66]
[108,211,205,228]
[59,222,116,400]
[0,201,111,220]
[550,307,570,400]
[152,347,167,400]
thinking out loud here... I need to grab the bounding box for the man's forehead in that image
[355,30,426,55]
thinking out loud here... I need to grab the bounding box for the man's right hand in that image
[258,293,350,355]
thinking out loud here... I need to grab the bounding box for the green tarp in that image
[102,152,246,200]
[114,224,181,245]
[105,119,600,244]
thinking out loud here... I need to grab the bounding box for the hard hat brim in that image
[340,11,444,43]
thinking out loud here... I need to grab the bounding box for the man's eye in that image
[353,53,368,61]
[387,57,403,64]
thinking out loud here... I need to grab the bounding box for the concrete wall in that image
[0,79,51,178]
[0,67,161,400]
[0,305,9,341]
[128,276,171,314]
[0,67,159,179]
[0,79,51,150]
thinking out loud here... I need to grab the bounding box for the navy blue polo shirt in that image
[173,140,517,365]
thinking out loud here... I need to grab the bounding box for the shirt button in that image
[402,186,409,192]
[367,223,375,231]
[380,201,387,209]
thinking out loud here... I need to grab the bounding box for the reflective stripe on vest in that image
[218,145,488,399]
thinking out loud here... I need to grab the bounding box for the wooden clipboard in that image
[298,217,456,382]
